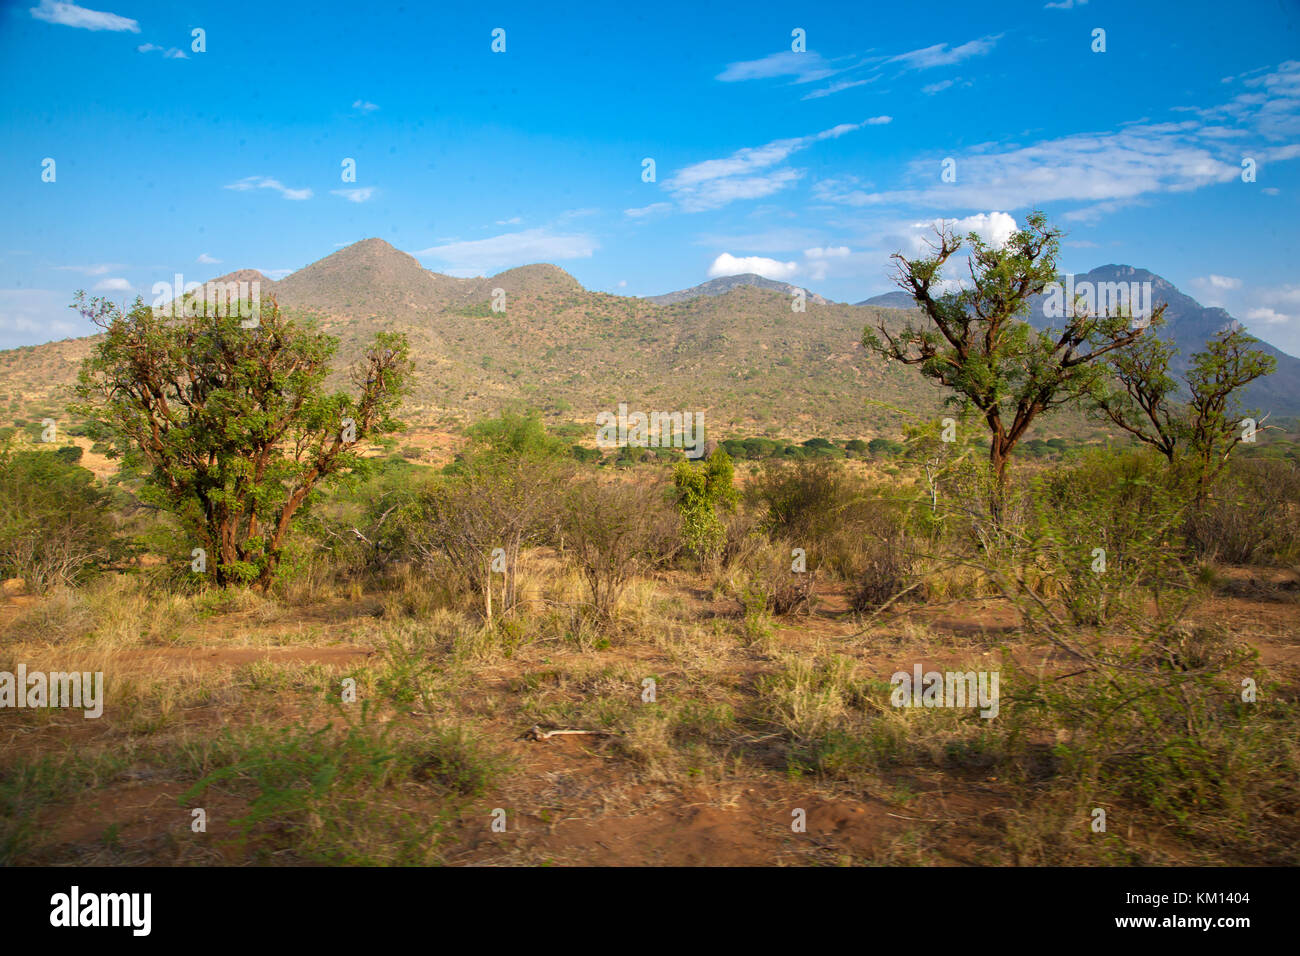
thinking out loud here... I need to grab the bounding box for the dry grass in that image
[3,541,1298,867]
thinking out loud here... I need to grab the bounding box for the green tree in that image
[1090,323,1275,500]
[862,212,1159,515]
[71,293,410,589]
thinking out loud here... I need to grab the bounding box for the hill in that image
[647,273,830,306]
[855,291,917,309]
[2,241,1295,445]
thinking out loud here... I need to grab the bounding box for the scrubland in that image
[3,430,1298,866]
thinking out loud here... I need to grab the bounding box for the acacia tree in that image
[862,212,1161,515]
[1091,321,1276,499]
[71,292,411,589]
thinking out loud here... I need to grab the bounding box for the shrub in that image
[849,531,915,612]
[748,458,846,543]
[672,448,738,564]
[737,538,816,616]
[0,447,116,591]
[1027,448,1191,627]
[1185,458,1300,565]
[561,476,680,622]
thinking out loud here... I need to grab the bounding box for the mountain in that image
[273,238,466,316]
[1025,265,1300,417]
[0,243,944,439]
[853,264,1300,416]
[1,242,1296,444]
[646,273,830,306]
[855,291,917,309]
[207,268,276,290]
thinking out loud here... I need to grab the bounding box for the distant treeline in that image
[567,434,1138,466]
[562,428,1300,467]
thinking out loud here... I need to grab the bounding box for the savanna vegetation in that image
[2,216,1298,867]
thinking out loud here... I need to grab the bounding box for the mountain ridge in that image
[1,239,1296,440]
[646,273,830,306]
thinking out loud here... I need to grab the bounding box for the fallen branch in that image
[522,725,620,742]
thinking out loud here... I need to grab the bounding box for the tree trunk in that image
[989,440,1009,525]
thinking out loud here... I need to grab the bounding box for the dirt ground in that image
[2,565,1297,867]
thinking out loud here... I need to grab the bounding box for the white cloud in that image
[813,120,1250,216]
[1189,274,1243,306]
[1245,307,1290,325]
[887,35,1001,71]
[224,176,312,201]
[673,168,803,211]
[138,43,187,58]
[707,253,799,281]
[197,253,221,264]
[352,99,379,112]
[1192,61,1300,141]
[803,245,851,280]
[29,0,138,32]
[415,229,598,275]
[802,78,874,100]
[1044,0,1087,8]
[1258,283,1300,307]
[716,51,836,85]
[496,216,523,225]
[945,211,1018,247]
[93,277,131,291]
[804,246,851,258]
[1061,198,1144,225]
[331,187,375,203]
[624,202,673,219]
[925,79,967,95]
[664,122,873,212]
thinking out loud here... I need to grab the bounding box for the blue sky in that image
[2,0,1299,352]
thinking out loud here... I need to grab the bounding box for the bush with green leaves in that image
[1091,322,1276,503]
[1025,447,1191,627]
[747,458,847,543]
[0,446,117,591]
[672,448,739,563]
[999,627,1296,861]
